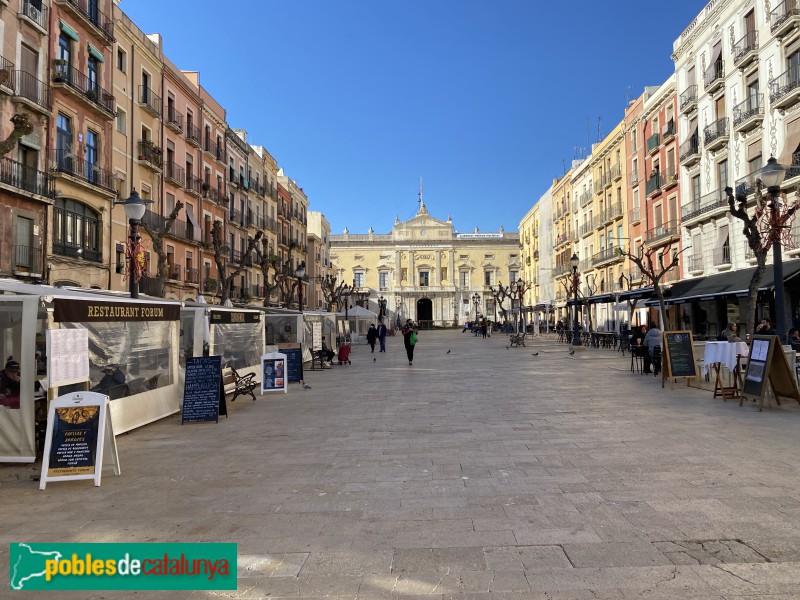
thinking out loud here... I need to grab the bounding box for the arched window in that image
[53,199,102,262]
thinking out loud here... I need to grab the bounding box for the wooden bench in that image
[508,332,526,347]
[310,350,330,370]
[221,366,258,402]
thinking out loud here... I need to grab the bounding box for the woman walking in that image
[402,319,418,365]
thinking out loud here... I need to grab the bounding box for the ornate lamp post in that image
[118,190,151,299]
[760,157,791,341]
[341,283,352,322]
[472,292,480,322]
[378,295,387,318]
[514,278,529,333]
[395,296,402,326]
[295,262,305,311]
[570,253,581,347]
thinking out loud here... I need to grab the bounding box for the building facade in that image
[331,199,520,327]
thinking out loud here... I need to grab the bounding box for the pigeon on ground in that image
[531,352,539,356]
[568,349,575,356]
[446,349,451,354]
[373,357,376,362]
[302,383,312,390]
[505,346,509,350]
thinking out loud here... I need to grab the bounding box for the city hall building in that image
[330,199,521,327]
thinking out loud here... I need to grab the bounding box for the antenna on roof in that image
[597,117,602,143]
[624,84,632,104]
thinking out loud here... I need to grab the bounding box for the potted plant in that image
[85,88,98,101]
[52,59,68,82]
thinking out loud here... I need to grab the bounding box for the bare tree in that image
[254,237,282,307]
[0,114,33,157]
[210,220,263,304]
[320,274,349,312]
[139,201,184,298]
[489,282,511,322]
[618,270,644,328]
[725,183,798,334]
[616,242,687,329]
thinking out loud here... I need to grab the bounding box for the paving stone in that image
[392,547,487,573]
[238,552,309,578]
[562,542,672,568]
[483,545,572,571]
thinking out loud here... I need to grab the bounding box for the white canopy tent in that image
[336,305,379,343]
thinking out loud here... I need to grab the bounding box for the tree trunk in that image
[0,114,33,157]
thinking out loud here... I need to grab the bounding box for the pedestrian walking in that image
[377,318,388,352]
[367,323,378,353]
[481,318,488,339]
[402,319,418,365]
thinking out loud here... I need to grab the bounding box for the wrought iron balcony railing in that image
[704,117,729,146]
[166,106,183,132]
[679,85,698,112]
[13,70,50,111]
[704,60,724,90]
[55,0,115,43]
[733,30,758,65]
[12,244,43,275]
[0,156,52,197]
[733,93,763,128]
[163,161,185,186]
[49,149,115,192]
[52,61,115,115]
[138,85,161,117]
[19,0,48,31]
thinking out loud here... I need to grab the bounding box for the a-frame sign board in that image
[39,391,120,490]
[661,331,700,389]
[740,335,800,411]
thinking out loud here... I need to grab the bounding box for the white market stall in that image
[181,303,264,381]
[0,279,182,462]
[336,305,379,344]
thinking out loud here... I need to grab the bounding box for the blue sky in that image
[120,0,706,235]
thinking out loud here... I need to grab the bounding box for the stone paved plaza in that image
[3,330,800,599]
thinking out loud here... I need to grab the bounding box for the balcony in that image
[228,168,239,188]
[165,106,183,133]
[49,149,115,194]
[138,85,161,118]
[630,206,641,224]
[185,122,201,147]
[687,255,704,275]
[185,268,199,285]
[205,186,224,205]
[0,156,53,198]
[770,0,800,38]
[608,201,624,220]
[228,209,245,228]
[12,70,50,114]
[679,85,698,114]
[54,0,115,44]
[704,117,729,151]
[184,172,202,196]
[51,62,115,117]
[661,120,676,143]
[645,220,679,246]
[645,172,662,198]
[661,169,678,190]
[142,210,197,244]
[11,244,44,277]
[704,60,724,93]
[681,189,727,223]
[167,263,181,282]
[0,56,15,95]
[203,138,226,163]
[679,135,701,167]
[18,0,48,34]
[734,167,760,199]
[591,247,622,267]
[610,163,622,182]
[769,65,800,111]
[733,30,758,69]
[630,170,640,187]
[52,241,101,263]
[646,132,661,155]
[594,178,604,195]
[713,246,732,269]
[733,93,764,133]
[783,151,800,188]
[163,161,184,187]
[137,141,162,172]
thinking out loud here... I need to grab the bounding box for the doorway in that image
[416,298,432,326]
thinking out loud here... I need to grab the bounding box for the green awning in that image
[88,45,104,63]
[59,21,79,42]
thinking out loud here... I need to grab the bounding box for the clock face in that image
[420,229,427,237]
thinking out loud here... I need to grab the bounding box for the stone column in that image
[408,251,415,286]
[435,252,441,288]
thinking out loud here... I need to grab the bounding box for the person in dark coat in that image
[402,319,417,365]
[366,324,378,353]
[377,319,388,352]
[95,365,126,391]
[0,358,21,409]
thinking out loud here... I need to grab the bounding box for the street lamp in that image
[472,292,480,322]
[760,157,789,342]
[341,283,352,322]
[118,189,151,299]
[295,261,305,311]
[570,253,581,347]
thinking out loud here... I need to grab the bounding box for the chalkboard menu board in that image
[39,391,120,490]
[278,343,303,383]
[261,352,288,394]
[742,337,770,399]
[182,356,222,424]
[740,335,800,410]
[662,331,698,386]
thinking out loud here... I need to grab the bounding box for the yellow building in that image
[330,198,520,327]
[518,201,539,301]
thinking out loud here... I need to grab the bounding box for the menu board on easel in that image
[39,391,120,490]
[661,331,699,389]
[741,335,800,411]
[261,352,288,394]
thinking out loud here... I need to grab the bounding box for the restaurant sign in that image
[53,299,180,322]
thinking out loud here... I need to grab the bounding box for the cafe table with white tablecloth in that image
[703,341,750,374]
[703,340,750,400]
